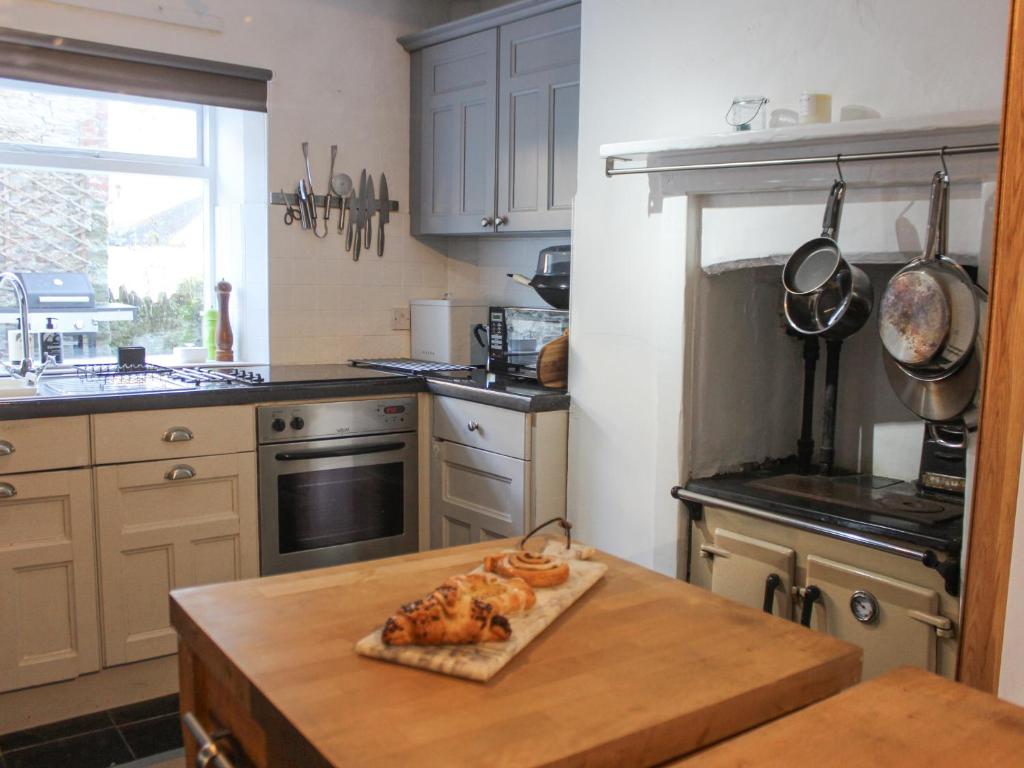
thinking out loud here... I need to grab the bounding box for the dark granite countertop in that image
[0,368,569,420]
[686,466,963,554]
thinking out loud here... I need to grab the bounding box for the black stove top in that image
[687,465,964,553]
[233,364,407,385]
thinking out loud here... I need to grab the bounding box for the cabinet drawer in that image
[93,405,255,464]
[0,416,90,473]
[433,397,528,459]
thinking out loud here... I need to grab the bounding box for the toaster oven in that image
[487,306,569,379]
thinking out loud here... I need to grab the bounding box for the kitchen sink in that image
[0,378,38,398]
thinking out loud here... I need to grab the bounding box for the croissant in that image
[381,581,512,646]
[442,572,536,614]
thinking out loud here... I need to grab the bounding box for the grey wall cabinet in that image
[414,30,499,235]
[409,3,580,236]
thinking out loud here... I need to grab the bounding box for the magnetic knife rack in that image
[270,191,400,213]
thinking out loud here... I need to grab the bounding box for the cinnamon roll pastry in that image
[484,551,570,588]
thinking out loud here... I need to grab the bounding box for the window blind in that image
[0,27,271,112]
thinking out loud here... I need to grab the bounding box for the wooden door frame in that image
[958,0,1024,692]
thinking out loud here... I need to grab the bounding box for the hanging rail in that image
[604,142,999,177]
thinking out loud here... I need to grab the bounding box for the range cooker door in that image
[703,528,795,620]
[803,555,951,680]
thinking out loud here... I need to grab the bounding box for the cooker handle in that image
[763,573,782,615]
[274,442,406,461]
[800,585,822,628]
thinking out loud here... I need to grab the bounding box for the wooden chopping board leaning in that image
[537,330,568,387]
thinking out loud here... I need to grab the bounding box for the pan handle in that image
[820,179,846,240]
[927,421,970,450]
[923,171,950,262]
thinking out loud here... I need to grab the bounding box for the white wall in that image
[0,0,480,364]
[569,0,1009,575]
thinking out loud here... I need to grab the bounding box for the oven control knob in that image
[271,418,286,432]
[290,416,305,430]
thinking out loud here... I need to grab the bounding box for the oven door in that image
[258,432,417,575]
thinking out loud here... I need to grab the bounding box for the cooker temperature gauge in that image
[850,590,880,624]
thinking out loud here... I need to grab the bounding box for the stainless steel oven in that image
[257,398,418,575]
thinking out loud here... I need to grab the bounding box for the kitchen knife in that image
[377,173,389,257]
[363,175,375,250]
[348,169,366,258]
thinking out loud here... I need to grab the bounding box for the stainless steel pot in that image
[783,180,874,340]
[878,171,979,375]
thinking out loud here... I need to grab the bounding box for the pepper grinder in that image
[215,279,234,362]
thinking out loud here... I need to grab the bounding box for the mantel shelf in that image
[601,111,1002,195]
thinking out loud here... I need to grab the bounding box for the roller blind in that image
[0,27,271,112]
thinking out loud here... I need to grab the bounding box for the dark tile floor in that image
[0,694,182,768]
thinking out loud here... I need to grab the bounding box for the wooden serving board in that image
[354,557,607,681]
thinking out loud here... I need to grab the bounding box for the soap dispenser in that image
[41,317,63,364]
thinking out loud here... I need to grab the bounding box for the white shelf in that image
[601,111,1001,195]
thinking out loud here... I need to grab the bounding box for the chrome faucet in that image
[0,272,31,377]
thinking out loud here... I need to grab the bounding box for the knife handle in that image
[377,221,384,257]
[364,213,372,249]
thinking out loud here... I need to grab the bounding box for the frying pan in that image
[782,180,874,339]
[878,171,979,375]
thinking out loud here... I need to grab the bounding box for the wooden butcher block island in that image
[170,540,862,767]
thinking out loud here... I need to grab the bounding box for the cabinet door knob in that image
[162,427,194,443]
[0,439,14,456]
[467,421,480,432]
[495,215,508,228]
[481,217,493,228]
[165,464,197,481]
[0,482,16,498]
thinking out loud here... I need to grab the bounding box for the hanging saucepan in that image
[882,346,980,423]
[782,179,874,339]
[878,171,979,375]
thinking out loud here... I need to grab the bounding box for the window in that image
[0,78,213,363]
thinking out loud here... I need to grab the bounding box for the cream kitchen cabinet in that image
[690,505,958,681]
[0,468,100,693]
[406,2,580,235]
[0,415,98,693]
[92,406,258,666]
[430,396,567,548]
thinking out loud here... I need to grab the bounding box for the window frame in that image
[0,78,220,361]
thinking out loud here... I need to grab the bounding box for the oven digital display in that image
[382,405,406,415]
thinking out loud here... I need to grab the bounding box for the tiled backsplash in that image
[268,211,449,364]
[446,235,570,309]
[269,230,570,364]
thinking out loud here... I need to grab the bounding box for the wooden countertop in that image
[170,540,862,767]
[675,666,1024,765]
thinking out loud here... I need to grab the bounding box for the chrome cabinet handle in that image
[162,427,194,443]
[481,217,493,228]
[0,482,16,498]
[466,421,480,432]
[0,439,13,456]
[495,215,508,228]
[183,712,236,768]
[165,465,196,481]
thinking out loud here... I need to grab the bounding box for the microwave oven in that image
[487,306,569,379]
